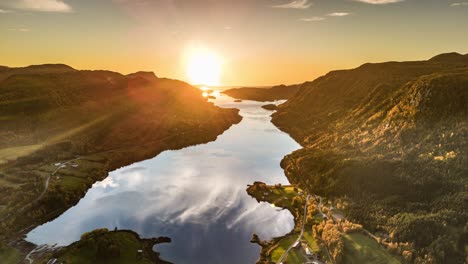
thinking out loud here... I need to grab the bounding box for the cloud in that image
[327,12,350,17]
[300,17,325,21]
[8,28,31,32]
[451,2,468,6]
[272,0,312,9]
[5,0,72,12]
[120,166,147,174]
[0,9,14,13]
[351,0,404,4]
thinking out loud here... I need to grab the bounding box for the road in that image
[33,157,80,203]
[316,195,336,264]
[24,244,59,264]
[0,157,80,223]
[277,194,311,264]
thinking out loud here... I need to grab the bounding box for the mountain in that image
[0,65,241,254]
[127,71,159,83]
[222,84,301,101]
[272,53,468,263]
[0,64,76,82]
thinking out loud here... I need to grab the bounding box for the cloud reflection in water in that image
[26,94,300,264]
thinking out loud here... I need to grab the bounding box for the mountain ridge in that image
[0,65,242,259]
[271,53,467,263]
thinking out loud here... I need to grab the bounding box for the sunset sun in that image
[186,47,222,86]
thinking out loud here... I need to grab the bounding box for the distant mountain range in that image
[271,52,468,263]
[222,84,301,101]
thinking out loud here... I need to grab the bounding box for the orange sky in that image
[1,0,468,86]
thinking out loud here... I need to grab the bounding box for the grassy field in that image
[270,234,298,262]
[264,186,303,209]
[342,233,402,264]
[303,229,320,252]
[54,158,104,190]
[271,186,299,198]
[270,231,320,264]
[0,144,42,165]
[0,245,21,264]
[284,248,308,263]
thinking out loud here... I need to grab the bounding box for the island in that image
[222,84,301,102]
[261,104,278,111]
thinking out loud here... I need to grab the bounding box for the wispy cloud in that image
[8,28,31,32]
[272,0,312,9]
[0,9,13,13]
[300,17,325,22]
[4,0,72,13]
[450,2,468,6]
[327,12,350,17]
[351,0,404,4]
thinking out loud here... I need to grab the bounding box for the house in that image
[136,249,143,259]
[332,212,345,223]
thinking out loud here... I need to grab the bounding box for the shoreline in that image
[1,108,242,263]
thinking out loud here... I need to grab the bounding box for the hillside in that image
[52,229,171,264]
[222,84,301,101]
[272,53,468,263]
[0,65,241,259]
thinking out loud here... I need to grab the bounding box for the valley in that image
[0,52,466,264]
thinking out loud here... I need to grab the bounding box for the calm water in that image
[26,94,300,264]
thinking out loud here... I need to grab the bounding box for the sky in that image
[1,0,468,86]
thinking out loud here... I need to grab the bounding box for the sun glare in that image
[212,90,221,97]
[186,47,222,86]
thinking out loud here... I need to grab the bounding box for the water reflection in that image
[26,94,300,264]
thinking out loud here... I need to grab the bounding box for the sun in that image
[186,47,222,86]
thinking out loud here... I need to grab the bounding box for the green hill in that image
[0,65,241,258]
[53,229,171,264]
[272,53,468,263]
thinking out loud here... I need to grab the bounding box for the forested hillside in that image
[272,53,468,263]
[0,65,241,254]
